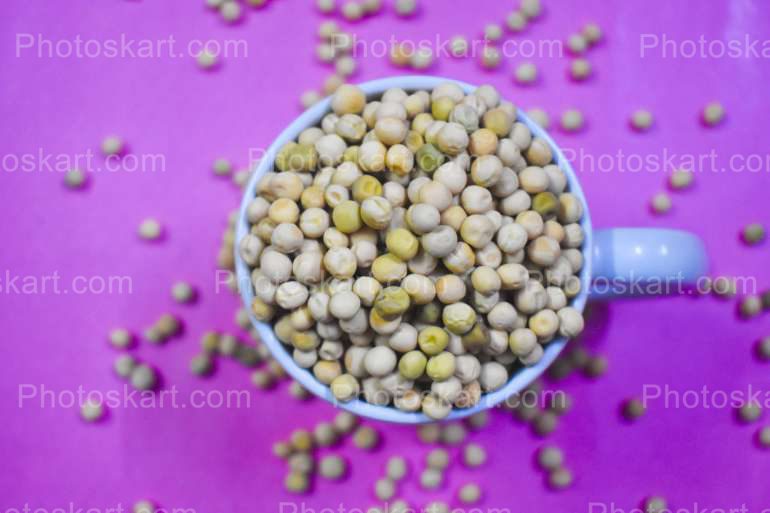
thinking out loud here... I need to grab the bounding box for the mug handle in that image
[590,228,709,299]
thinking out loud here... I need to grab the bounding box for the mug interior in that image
[235,75,593,424]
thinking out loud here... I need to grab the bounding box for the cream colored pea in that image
[385,144,414,176]
[276,281,309,310]
[330,374,360,402]
[515,280,547,313]
[411,47,434,69]
[323,227,349,248]
[268,198,300,225]
[115,354,137,377]
[64,168,87,189]
[108,328,133,350]
[351,278,379,309]
[333,411,359,435]
[505,9,527,31]
[669,169,693,190]
[480,46,501,69]
[450,35,469,57]
[259,251,291,284]
[422,393,451,420]
[101,135,124,156]
[271,223,304,253]
[432,162,466,195]
[329,290,361,320]
[420,225,457,258]
[528,309,559,338]
[570,58,592,80]
[435,275,466,304]
[316,0,335,13]
[557,193,583,223]
[497,263,529,290]
[558,307,584,337]
[315,134,347,166]
[331,84,366,115]
[525,137,553,166]
[382,182,406,208]
[402,274,436,304]
[359,140,387,172]
[394,0,417,16]
[471,266,501,295]
[630,109,653,131]
[132,501,156,513]
[519,166,548,194]
[131,363,158,391]
[528,236,561,266]
[370,253,407,283]
[323,247,357,279]
[487,302,516,331]
[484,23,503,41]
[460,215,495,249]
[297,208,328,238]
[375,117,408,146]
[433,122,468,157]
[385,323,415,353]
[138,218,162,240]
[220,1,242,22]
[80,398,105,422]
[314,360,343,384]
[443,241,476,274]
[454,354,480,384]
[496,222,527,254]
[479,361,507,392]
[470,155,503,187]
[742,223,766,245]
[514,62,538,84]
[702,101,725,126]
[515,210,543,240]
[561,109,584,132]
[468,128,498,156]
[355,199,389,232]
[460,186,494,214]
[364,346,397,377]
[404,203,439,235]
[583,22,602,44]
[323,185,349,210]
[508,328,536,356]
[650,192,672,214]
[567,33,588,54]
[351,239,376,268]
[441,206,467,231]
[336,114,367,144]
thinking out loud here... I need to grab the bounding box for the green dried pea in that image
[374,286,411,320]
[416,143,445,173]
[418,326,450,355]
[399,350,428,380]
[532,192,558,218]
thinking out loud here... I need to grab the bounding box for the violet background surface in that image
[1,0,769,511]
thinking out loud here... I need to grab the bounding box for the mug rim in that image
[234,75,593,424]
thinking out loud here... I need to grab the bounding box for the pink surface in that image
[2,0,769,511]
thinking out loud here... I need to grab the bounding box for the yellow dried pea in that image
[386,228,420,260]
[418,326,450,355]
[371,253,407,283]
[374,286,411,320]
[332,200,362,233]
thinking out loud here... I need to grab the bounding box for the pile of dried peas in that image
[238,82,586,420]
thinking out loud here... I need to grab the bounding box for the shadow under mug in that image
[234,75,709,424]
